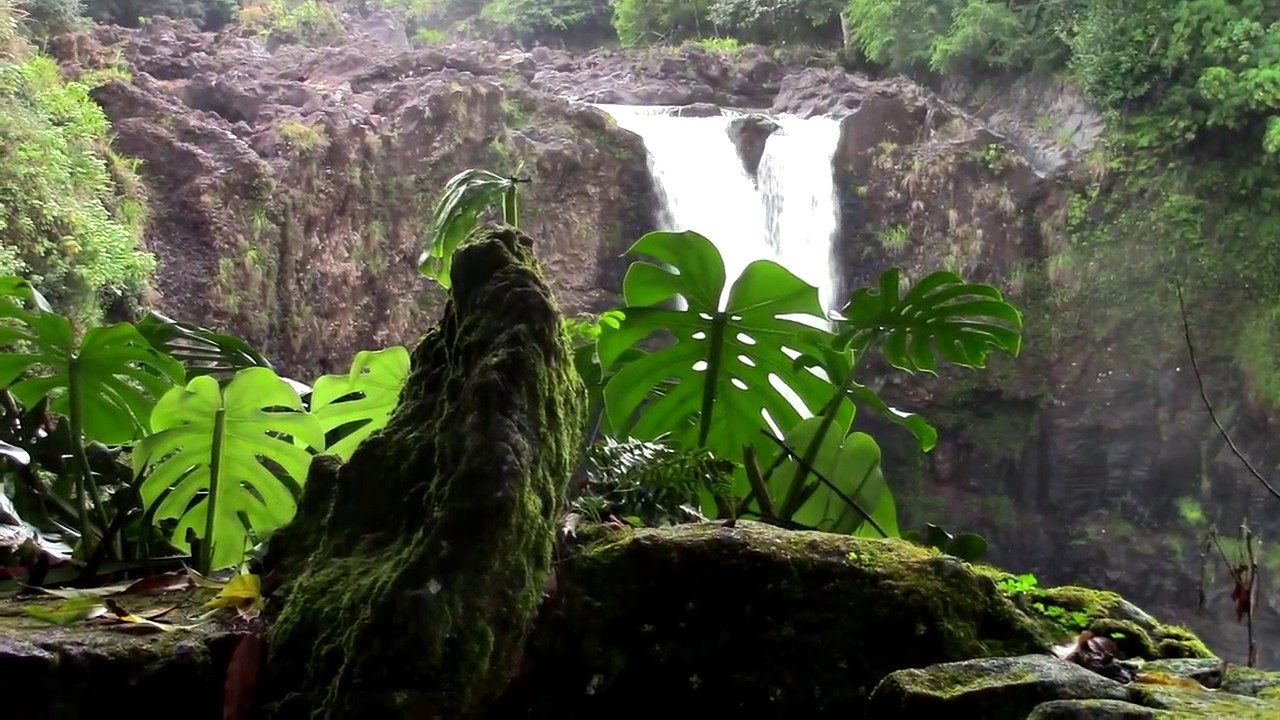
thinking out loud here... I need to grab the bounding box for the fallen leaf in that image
[23,596,108,625]
[103,599,201,633]
[32,582,137,599]
[203,573,264,619]
[223,632,264,720]
[120,571,193,596]
[187,566,235,589]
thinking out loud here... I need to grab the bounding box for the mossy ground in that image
[258,226,585,718]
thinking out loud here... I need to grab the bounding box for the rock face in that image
[726,113,780,182]
[50,19,658,379]
[259,226,585,717]
[526,44,788,107]
[807,66,1280,667]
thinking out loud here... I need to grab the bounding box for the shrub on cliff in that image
[0,18,153,326]
[481,0,614,46]
[82,0,240,30]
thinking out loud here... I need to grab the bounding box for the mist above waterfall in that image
[597,105,843,315]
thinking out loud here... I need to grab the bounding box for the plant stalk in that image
[202,405,228,574]
[779,346,869,518]
[502,182,519,228]
[67,357,113,555]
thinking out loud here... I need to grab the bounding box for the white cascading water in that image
[596,104,845,426]
[596,105,843,315]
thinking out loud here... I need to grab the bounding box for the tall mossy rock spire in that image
[257,224,586,718]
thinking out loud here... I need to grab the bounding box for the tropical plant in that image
[134,310,273,380]
[594,229,1023,534]
[0,277,183,552]
[308,345,410,461]
[418,166,527,288]
[134,367,324,573]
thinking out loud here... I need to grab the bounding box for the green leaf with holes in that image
[597,230,853,504]
[134,367,324,573]
[310,346,410,460]
[836,267,1022,374]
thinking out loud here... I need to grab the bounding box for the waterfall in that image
[596,105,843,315]
[596,104,846,428]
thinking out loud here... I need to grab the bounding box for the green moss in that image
[498,522,1048,715]
[1128,683,1280,718]
[259,225,586,717]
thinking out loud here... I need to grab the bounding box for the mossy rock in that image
[1026,698,1163,719]
[868,651,1280,719]
[258,224,586,718]
[866,654,1132,718]
[0,589,242,719]
[496,522,1052,716]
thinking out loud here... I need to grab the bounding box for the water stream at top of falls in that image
[596,105,843,316]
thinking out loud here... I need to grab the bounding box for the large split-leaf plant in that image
[596,230,1024,536]
[134,367,324,573]
[309,346,410,460]
[0,277,185,550]
[597,230,856,517]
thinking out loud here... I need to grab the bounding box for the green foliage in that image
[707,0,842,45]
[80,0,240,29]
[134,367,324,573]
[309,345,410,461]
[598,231,853,497]
[835,267,1023,373]
[573,436,733,527]
[0,277,182,447]
[133,309,273,380]
[612,0,711,47]
[596,229,1021,532]
[844,0,1070,73]
[238,0,344,46]
[15,0,86,40]
[419,167,524,288]
[481,0,613,44]
[1071,0,1280,156]
[762,414,894,535]
[0,49,154,325]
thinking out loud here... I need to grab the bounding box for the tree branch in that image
[1176,285,1280,501]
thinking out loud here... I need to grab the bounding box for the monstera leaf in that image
[418,167,524,288]
[134,367,324,572]
[762,415,897,537]
[597,231,853,488]
[837,267,1023,373]
[0,276,184,445]
[309,346,410,460]
[135,311,272,379]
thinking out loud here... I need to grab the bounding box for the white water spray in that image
[597,105,843,315]
[596,104,847,427]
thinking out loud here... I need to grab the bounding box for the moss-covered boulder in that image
[256,225,585,717]
[868,652,1280,719]
[495,522,1051,716]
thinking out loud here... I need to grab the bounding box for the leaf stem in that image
[696,313,729,448]
[67,357,112,554]
[761,429,890,538]
[779,348,868,518]
[202,405,228,574]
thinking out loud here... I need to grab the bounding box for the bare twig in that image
[1176,285,1280,500]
